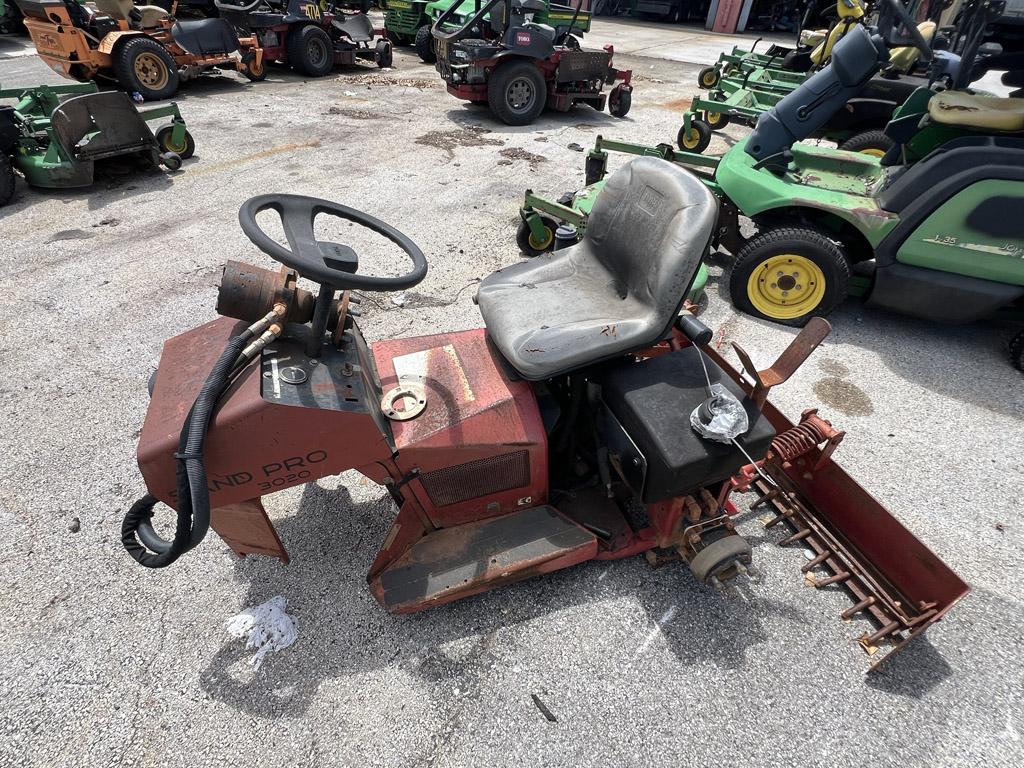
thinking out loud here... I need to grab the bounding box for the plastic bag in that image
[690,383,750,443]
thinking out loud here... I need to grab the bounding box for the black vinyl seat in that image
[171,18,242,56]
[476,157,718,381]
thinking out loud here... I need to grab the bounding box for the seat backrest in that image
[583,157,718,322]
[93,0,133,20]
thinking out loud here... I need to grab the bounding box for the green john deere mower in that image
[0,82,194,207]
[521,0,1024,368]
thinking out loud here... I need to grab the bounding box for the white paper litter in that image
[225,596,299,670]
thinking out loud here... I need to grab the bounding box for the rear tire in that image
[415,25,436,63]
[288,24,334,77]
[839,130,893,157]
[516,215,558,257]
[114,37,179,101]
[0,154,15,208]
[488,61,546,126]
[726,226,850,326]
[677,119,712,152]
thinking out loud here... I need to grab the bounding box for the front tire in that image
[288,24,334,77]
[375,39,393,68]
[415,25,436,63]
[155,125,195,159]
[839,130,893,157]
[697,65,720,89]
[726,226,850,326]
[114,37,179,101]
[677,119,712,152]
[488,61,546,126]
[516,215,558,257]
[608,84,631,117]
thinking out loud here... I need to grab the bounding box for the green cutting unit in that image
[0,82,194,207]
[520,1,1024,368]
[387,0,590,63]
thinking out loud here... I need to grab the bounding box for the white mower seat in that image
[477,158,718,380]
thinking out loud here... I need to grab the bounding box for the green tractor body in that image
[0,82,193,206]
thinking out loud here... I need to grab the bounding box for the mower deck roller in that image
[128,159,966,667]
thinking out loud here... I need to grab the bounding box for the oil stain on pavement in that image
[813,358,874,416]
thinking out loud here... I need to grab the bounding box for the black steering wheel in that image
[238,194,428,291]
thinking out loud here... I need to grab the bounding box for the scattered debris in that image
[392,292,407,307]
[531,693,557,722]
[336,74,439,89]
[326,106,381,120]
[92,218,120,228]
[498,147,547,168]
[415,126,503,161]
[68,517,80,533]
[225,595,299,670]
[995,522,1006,532]
[567,142,584,152]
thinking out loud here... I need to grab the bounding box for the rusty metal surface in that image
[216,261,314,324]
[370,505,597,614]
[137,316,393,510]
[732,317,832,407]
[707,351,970,665]
[209,499,289,564]
[372,329,548,528]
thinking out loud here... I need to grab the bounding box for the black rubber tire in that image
[415,24,436,63]
[0,154,15,208]
[584,153,606,186]
[114,37,179,101]
[488,60,547,126]
[704,109,730,130]
[516,215,558,257]
[689,535,751,583]
[155,125,195,159]
[608,86,631,118]
[242,51,267,81]
[1010,330,1024,372]
[287,24,334,77]
[726,226,851,327]
[839,130,894,157]
[376,39,393,68]
[677,119,712,153]
[697,65,720,89]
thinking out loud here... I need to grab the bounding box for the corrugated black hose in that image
[121,331,252,568]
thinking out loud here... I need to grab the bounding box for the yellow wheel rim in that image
[528,226,553,251]
[134,52,169,90]
[705,111,723,126]
[700,70,718,87]
[859,147,886,158]
[681,128,700,149]
[162,133,186,153]
[746,253,826,320]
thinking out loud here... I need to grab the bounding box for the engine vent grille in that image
[419,451,531,507]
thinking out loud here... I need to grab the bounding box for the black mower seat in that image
[171,18,242,57]
[333,13,374,42]
[477,158,717,381]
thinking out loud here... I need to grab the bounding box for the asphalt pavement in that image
[0,16,1022,768]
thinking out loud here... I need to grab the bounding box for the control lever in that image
[731,317,831,409]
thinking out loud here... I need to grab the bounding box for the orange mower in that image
[16,0,266,100]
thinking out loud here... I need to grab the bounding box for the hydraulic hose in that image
[121,306,284,568]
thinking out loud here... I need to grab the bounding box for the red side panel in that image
[372,329,548,528]
[138,316,392,509]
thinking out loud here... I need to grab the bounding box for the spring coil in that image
[770,419,830,462]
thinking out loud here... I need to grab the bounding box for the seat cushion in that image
[478,157,717,380]
[928,91,1024,133]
